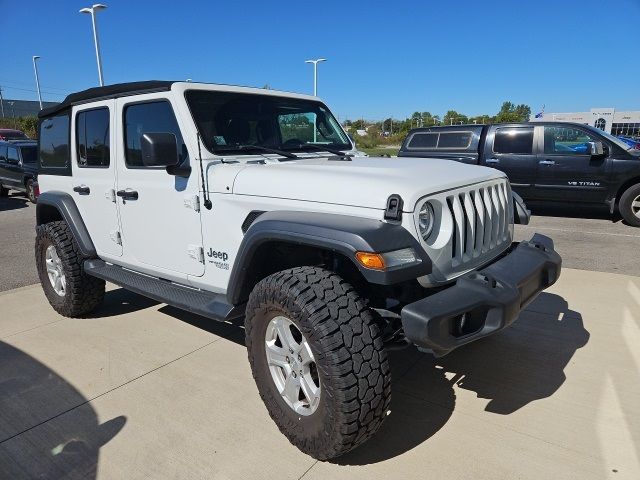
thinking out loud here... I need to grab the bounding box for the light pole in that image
[9,101,15,128]
[32,56,43,110]
[304,58,326,143]
[304,58,326,96]
[79,4,107,86]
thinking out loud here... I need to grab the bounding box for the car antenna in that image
[197,132,213,210]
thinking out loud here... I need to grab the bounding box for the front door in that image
[484,126,538,199]
[71,102,122,258]
[115,96,204,278]
[535,125,610,202]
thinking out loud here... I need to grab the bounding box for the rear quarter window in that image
[39,112,71,174]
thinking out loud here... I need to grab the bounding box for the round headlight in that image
[418,202,435,240]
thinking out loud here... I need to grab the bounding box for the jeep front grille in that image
[445,180,511,267]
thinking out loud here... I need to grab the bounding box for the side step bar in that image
[84,259,245,321]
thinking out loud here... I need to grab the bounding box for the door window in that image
[493,128,534,154]
[0,145,6,162]
[123,101,186,168]
[76,108,110,167]
[543,126,596,155]
[7,147,19,164]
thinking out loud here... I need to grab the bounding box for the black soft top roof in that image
[39,80,175,118]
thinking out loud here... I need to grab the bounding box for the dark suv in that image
[0,140,39,203]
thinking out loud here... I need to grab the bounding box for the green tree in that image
[495,101,531,122]
[443,110,468,125]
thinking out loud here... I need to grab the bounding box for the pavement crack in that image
[298,460,318,480]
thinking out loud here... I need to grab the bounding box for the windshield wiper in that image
[284,143,351,157]
[216,144,299,159]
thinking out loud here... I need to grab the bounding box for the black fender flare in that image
[36,191,97,258]
[226,210,432,305]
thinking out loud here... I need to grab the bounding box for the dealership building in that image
[530,108,640,137]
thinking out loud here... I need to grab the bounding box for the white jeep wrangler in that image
[34,81,561,460]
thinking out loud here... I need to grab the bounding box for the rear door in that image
[71,102,122,258]
[483,126,538,199]
[535,125,610,202]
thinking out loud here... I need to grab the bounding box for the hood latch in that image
[384,194,404,221]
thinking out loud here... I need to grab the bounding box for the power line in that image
[0,85,66,98]
[0,78,70,94]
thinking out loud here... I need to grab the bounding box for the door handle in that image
[73,185,91,195]
[116,189,139,201]
[539,160,556,166]
[485,158,500,164]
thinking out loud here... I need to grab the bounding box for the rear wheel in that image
[35,221,105,317]
[26,179,36,203]
[245,266,391,460]
[619,183,640,227]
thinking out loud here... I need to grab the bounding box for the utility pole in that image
[9,101,16,128]
[0,87,4,118]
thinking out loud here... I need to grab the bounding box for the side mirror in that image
[141,132,179,167]
[588,141,605,156]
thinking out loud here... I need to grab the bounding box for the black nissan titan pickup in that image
[398,122,640,226]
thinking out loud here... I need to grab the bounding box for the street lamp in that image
[304,58,326,96]
[32,56,43,110]
[79,4,107,86]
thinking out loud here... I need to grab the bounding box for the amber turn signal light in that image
[355,252,385,270]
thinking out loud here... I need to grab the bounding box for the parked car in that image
[618,135,640,150]
[399,122,640,226]
[35,81,560,460]
[0,140,39,202]
[0,129,29,141]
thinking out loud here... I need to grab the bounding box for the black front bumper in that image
[401,234,561,357]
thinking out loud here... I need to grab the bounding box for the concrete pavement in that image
[1,268,639,479]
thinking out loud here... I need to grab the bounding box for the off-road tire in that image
[35,221,105,317]
[619,183,640,227]
[26,179,36,204]
[0,184,8,197]
[245,266,391,460]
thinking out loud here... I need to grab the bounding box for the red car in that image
[0,129,29,141]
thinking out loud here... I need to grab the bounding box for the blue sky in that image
[2,0,639,120]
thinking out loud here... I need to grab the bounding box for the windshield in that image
[584,125,635,152]
[20,146,37,163]
[185,90,351,155]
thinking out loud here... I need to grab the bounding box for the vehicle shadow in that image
[0,341,126,479]
[335,292,588,465]
[85,288,159,318]
[158,304,246,346]
[0,193,30,212]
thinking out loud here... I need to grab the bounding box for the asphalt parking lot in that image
[1,193,639,293]
[1,194,639,479]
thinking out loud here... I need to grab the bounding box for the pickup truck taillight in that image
[33,183,40,198]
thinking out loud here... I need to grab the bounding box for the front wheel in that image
[245,266,391,460]
[619,183,640,227]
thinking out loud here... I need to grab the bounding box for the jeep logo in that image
[206,248,228,262]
